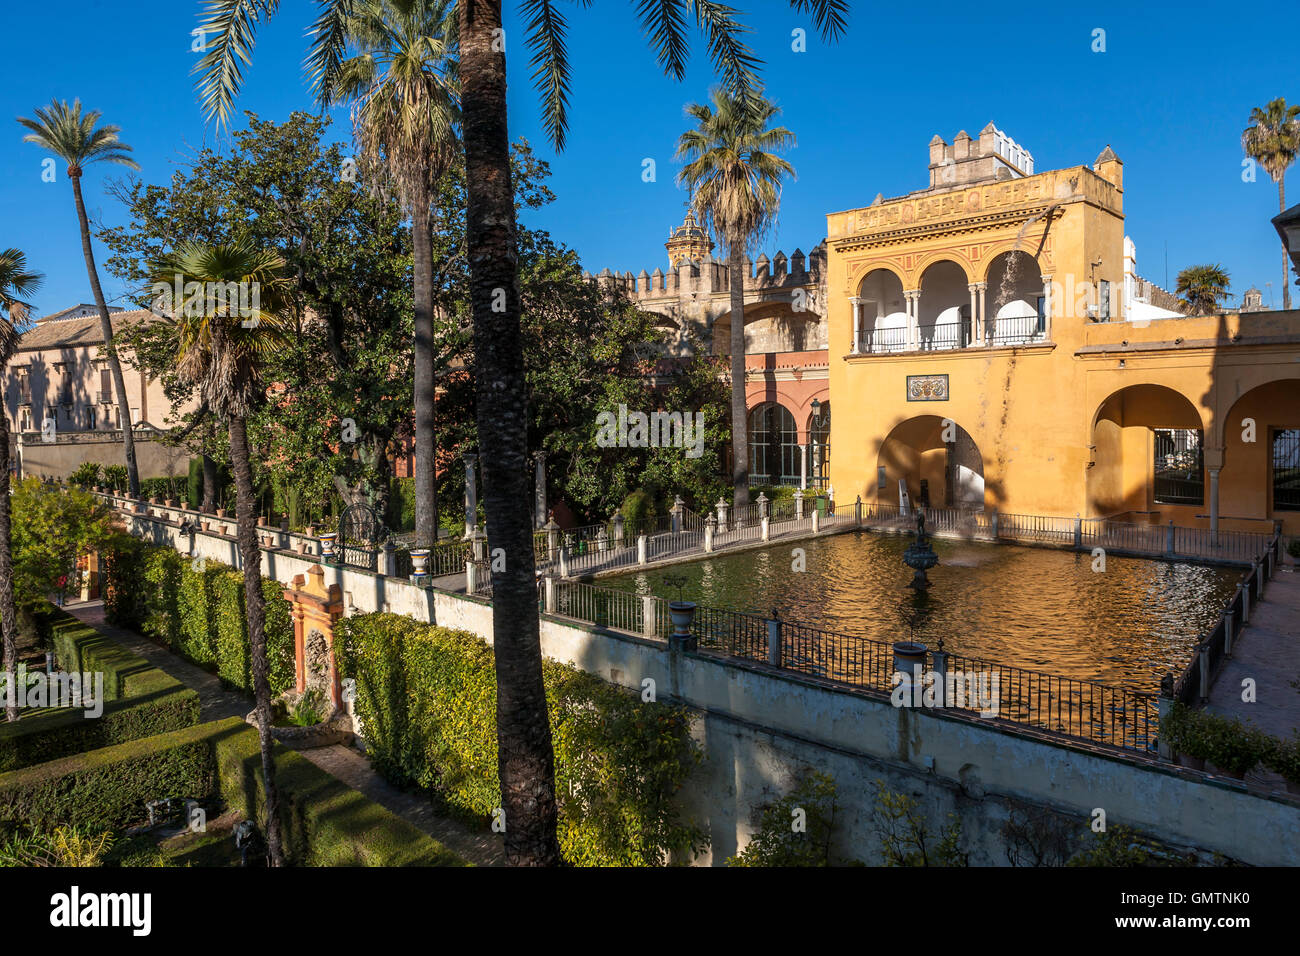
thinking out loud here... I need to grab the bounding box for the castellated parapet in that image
[587,234,830,357]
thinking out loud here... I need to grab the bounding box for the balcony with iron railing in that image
[853,314,1048,355]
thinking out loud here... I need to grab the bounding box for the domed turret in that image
[665,210,714,268]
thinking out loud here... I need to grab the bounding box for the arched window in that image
[809,402,831,489]
[748,403,799,484]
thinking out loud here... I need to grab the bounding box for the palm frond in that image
[193,0,281,128]
[690,0,760,106]
[788,0,849,40]
[522,0,573,151]
[635,0,691,81]
[307,0,358,107]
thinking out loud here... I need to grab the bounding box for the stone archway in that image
[1088,384,1204,517]
[878,416,985,509]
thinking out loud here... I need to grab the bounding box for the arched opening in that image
[808,401,831,489]
[918,260,969,350]
[1088,384,1204,517]
[984,251,1045,346]
[1221,378,1300,527]
[855,268,907,353]
[878,416,985,509]
[711,300,825,356]
[748,402,799,485]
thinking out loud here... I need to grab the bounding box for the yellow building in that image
[826,124,1300,535]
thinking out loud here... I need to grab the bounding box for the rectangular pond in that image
[598,531,1243,694]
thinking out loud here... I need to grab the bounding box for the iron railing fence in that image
[985,313,1046,347]
[545,580,1166,754]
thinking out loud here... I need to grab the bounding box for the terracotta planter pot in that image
[216,508,227,518]
[201,522,211,532]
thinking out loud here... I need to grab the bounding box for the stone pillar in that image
[967,283,979,347]
[670,494,684,534]
[1209,468,1221,542]
[976,282,988,345]
[534,451,547,528]
[704,513,716,552]
[849,296,862,354]
[799,443,808,490]
[637,534,648,564]
[905,290,920,350]
[281,564,346,712]
[1041,273,1053,341]
[767,616,783,667]
[612,510,625,548]
[716,497,729,529]
[794,489,804,520]
[544,518,560,561]
[641,594,657,637]
[463,453,477,539]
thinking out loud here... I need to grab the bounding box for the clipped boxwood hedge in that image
[101,540,293,697]
[0,606,200,772]
[0,716,463,866]
[334,613,707,866]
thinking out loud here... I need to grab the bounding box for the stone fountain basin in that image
[245,711,355,750]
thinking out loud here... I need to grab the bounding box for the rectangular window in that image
[100,368,111,403]
[1273,429,1300,512]
[88,407,97,431]
[1153,428,1204,505]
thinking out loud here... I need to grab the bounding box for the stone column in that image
[463,453,478,539]
[534,451,548,528]
[716,497,729,529]
[849,296,862,354]
[1041,273,1053,341]
[967,283,980,348]
[794,489,804,520]
[799,443,808,490]
[905,291,919,350]
[976,282,988,345]
[1209,467,1221,542]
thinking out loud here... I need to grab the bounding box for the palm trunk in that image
[413,186,439,547]
[228,414,285,866]
[0,407,18,722]
[1282,180,1292,312]
[202,452,218,513]
[729,243,750,511]
[459,0,561,867]
[71,173,139,498]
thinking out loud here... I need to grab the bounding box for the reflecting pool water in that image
[601,531,1242,692]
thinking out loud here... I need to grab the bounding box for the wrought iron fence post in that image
[1223,609,1233,659]
[855,495,862,528]
[1073,514,1082,551]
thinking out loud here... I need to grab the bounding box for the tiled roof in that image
[36,303,125,323]
[16,310,160,352]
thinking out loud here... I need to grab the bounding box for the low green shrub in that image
[69,463,101,488]
[1163,703,1272,775]
[335,613,707,866]
[0,717,462,866]
[728,771,843,866]
[0,605,200,773]
[101,542,293,697]
[1265,731,1300,784]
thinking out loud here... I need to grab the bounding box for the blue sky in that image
[2,0,1297,315]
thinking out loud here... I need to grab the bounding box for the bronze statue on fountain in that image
[902,508,939,590]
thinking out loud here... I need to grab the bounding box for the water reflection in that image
[605,532,1240,692]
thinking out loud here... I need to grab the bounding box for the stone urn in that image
[410,549,431,576]
[319,533,338,561]
[668,600,697,633]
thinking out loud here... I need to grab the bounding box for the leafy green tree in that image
[1242,98,1300,310]
[18,100,142,497]
[1176,264,1231,315]
[103,113,434,525]
[147,239,294,866]
[0,249,44,721]
[9,480,119,612]
[728,772,841,866]
[676,88,795,511]
[316,0,460,547]
[196,0,850,867]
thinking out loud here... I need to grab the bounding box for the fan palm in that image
[195,0,850,867]
[1243,98,1300,311]
[677,88,795,510]
[18,100,142,495]
[315,0,460,549]
[0,249,43,722]
[148,240,293,865]
[1176,264,1231,316]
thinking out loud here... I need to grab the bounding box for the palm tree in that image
[195,0,849,868]
[1243,98,1300,311]
[314,0,460,549]
[1176,264,1231,316]
[148,240,293,865]
[18,100,142,496]
[0,249,43,722]
[677,88,795,510]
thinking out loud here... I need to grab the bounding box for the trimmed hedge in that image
[0,717,463,866]
[102,540,293,697]
[0,606,199,772]
[335,613,707,866]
